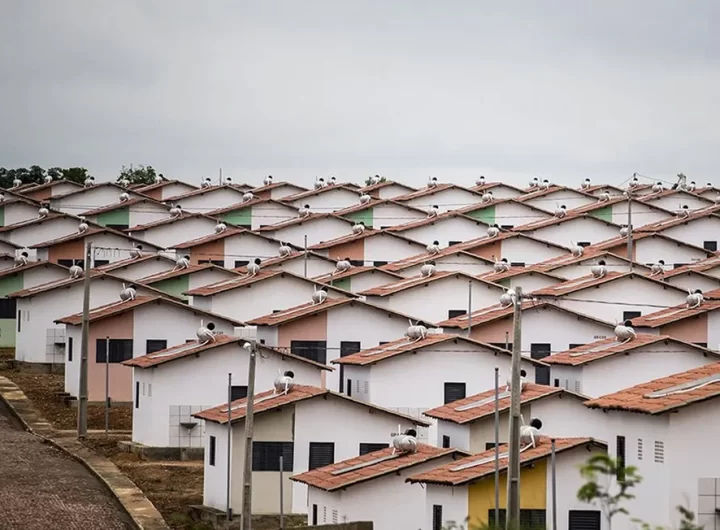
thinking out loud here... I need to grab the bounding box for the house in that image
[0,253,21,271]
[49,182,150,215]
[531,271,690,323]
[96,254,177,281]
[476,267,566,292]
[0,261,69,348]
[424,383,602,453]
[171,228,283,269]
[459,198,553,229]
[163,185,252,213]
[543,334,720,397]
[692,184,720,202]
[247,298,435,391]
[123,213,220,249]
[385,211,489,247]
[134,179,198,200]
[0,212,91,248]
[0,196,49,226]
[333,199,427,229]
[308,229,427,267]
[457,232,570,266]
[256,213,355,247]
[357,180,417,200]
[8,272,166,363]
[80,197,170,230]
[207,198,298,230]
[588,232,714,268]
[407,438,608,530]
[438,301,616,384]
[56,295,243,402]
[17,179,83,201]
[581,183,626,198]
[137,264,241,302]
[186,269,353,322]
[629,297,720,348]
[394,183,483,214]
[333,334,543,429]
[31,227,163,266]
[516,185,597,211]
[233,250,338,278]
[381,247,495,277]
[0,240,24,258]
[193,383,430,515]
[660,254,720,280]
[567,195,673,229]
[513,214,622,248]
[281,185,362,212]
[359,271,506,323]
[123,337,329,448]
[660,268,720,292]
[469,182,525,200]
[638,188,716,212]
[313,266,404,293]
[635,210,720,252]
[252,180,308,200]
[291,444,467,530]
[537,249,649,279]
[584,362,720,530]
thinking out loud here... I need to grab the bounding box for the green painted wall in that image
[0,319,16,348]
[0,273,23,297]
[0,206,5,227]
[151,275,190,301]
[331,277,351,291]
[346,208,374,228]
[97,208,130,227]
[498,278,511,288]
[465,204,496,224]
[222,208,252,227]
[589,205,613,223]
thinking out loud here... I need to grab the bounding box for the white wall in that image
[221,233,283,269]
[203,420,230,512]
[170,188,247,212]
[659,217,720,251]
[644,194,713,213]
[434,419,471,451]
[101,257,175,281]
[265,255,338,278]
[634,237,708,267]
[496,273,563,292]
[333,271,403,293]
[5,217,80,247]
[396,217,488,247]
[51,186,142,215]
[528,217,619,247]
[495,201,552,228]
[23,266,69,289]
[524,190,596,212]
[251,202,297,229]
[370,202,426,229]
[362,235,427,265]
[4,203,41,225]
[287,188,360,212]
[611,201,671,228]
[500,237,567,264]
[708,311,720,350]
[401,188,483,214]
[89,232,161,263]
[426,484,469,530]
[64,325,83,395]
[265,217,352,247]
[665,272,720,293]
[399,253,494,278]
[135,217,218,249]
[549,255,635,279]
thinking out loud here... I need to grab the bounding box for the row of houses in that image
[2,174,720,530]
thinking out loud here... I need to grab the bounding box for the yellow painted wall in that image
[468,460,547,527]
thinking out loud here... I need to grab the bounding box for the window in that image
[146,339,167,354]
[135,381,140,409]
[308,442,335,470]
[349,260,364,266]
[637,438,643,460]
[489,509,546,530]
[290,340,327,364]
[554,378,559,387]
[530,343,551,385]
[433,505,443,530]
[569,344,585,349]
[622,311,641,321]
[252,442,294,472]
[339,342,361,393]
[312,505,318,526]
[17,310,21,332]
[94,260,110,267]
[96,339,133,363]
[209,436,216,466]
[373,261,388,267]
[346,379,352,397]
[57,259,76,268]
[359,443,389,455]
[568,510,601,530]
[703,241,717,252]
[510,262,526,267]
[485,442,499,450]
[444,382,466,404]
[199,259,224,267]
[500,225,514,230]
[0,298,16,319]
[673,263,689,269]
[234,260,249,268]
[448,240,462,245]
[654,440,665,463]
[577,241,592,247]
[68,337,73,362]
[448,309,467,319]
[694,342,708,348]
[231,386,248,400]
[442,435,450,448]
[616,435,626,480]
[105,224,129,230]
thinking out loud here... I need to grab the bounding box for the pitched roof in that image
[333,199,427,217]
[394,183,475,201]
[308,228,423,251]
[290,444,465,492]
[51,182,150,200]
[123,337,331,370]
[123,212,216,232]
[81,197,166,216]
[423,383,584,424]
[477,266,566,284]
[29,227,160,250]
[454,231,570,253]
[137,263,239,284]
[358,180,417,193]
[134,179,198,192]
[660,255,720,277]
[635,210,720,233]
[384,211,488,232]
[469,182,525,193]
[54,294,244,326]
[0,212,66,232]
[255,213,351,232]
[96,253,176,272]
[313,266,404,283]
[233,250,336,273]
[206,198,298,216]
[251,180,308,193]
[15,179,82,194]
[515,185,594,202]
[280,184,360,202]
[407,437,604,486]
[164,184,249,202]
[360,271,496,297]
[0,260,68,279]
[530,271,686,297]
[629,296,720,327]
[535,249,647,273]
[542,334,719,366]
[183,269,285,296]
[193,384,431,426]
[379,247,493,273]
[513,212,620,232]
[637,188,716,205]
[584,362,720,414]
[588,232,714,257]
[170,227,247,249]
[9,270,106,298]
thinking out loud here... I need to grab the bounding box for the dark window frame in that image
[448,309,467,319]
[96,339,133,363]
[290,340,328,364]
[68,337,74,362]
[359,443,389,455]
[135,381,140,409]
[442,435,450,448]
[444,382,466,404]
[433,505,443,530]
[252,441,294,472]
[0,298,17,319]
[339,342,361,393]
[568,510,601,530]
[231,385,248,401]
[622,311,641,321]
[530,343,551,385]
[234,260,250,268]
[616,435,626,481]
[308,442,335,470]
[703,241,718,252]
[199,259,224,267]
[209,436,216,466]
[146,339,167,354]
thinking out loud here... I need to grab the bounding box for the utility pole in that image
[466,280,473,337]
[242,339,258,530]
[77,242,92,438]
[627,179,634,271]
[493,367,500,527]
[303,235,308,277]
[104,336,110,434]
[226,373,233,522]
[506,286,523,530]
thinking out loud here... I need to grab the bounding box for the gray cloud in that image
[2,0,719,189]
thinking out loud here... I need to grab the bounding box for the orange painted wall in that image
[24,188,52,201]
[470,316,513,343]
[88,312,134,402]
[255,190,272,200]
[466,239,502,260]
[661,313,708,343]
[142,188,162,200]
[189,239,225,265]
[607,243,636,261]
[328,239,364,261]
[48,238,85,263]
[277,313,328,347]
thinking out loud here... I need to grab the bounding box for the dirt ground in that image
[0,369,132,430]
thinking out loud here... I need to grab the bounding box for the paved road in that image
[0,398,135,530]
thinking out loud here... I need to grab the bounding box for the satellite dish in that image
[528,177,539,189]
[500,288,516,307]
[78,218,89,233]
[619,225,629,237]
[506,369,528,392]
[481,191,494,204]
[598,191,611,202]
[12,178,22,188]
[554,204,567,218]
[119,178,130,188]
[84,176,95,188]
[520,418,542,448]
[263,175,273,186]
[14,251,29,267]
[201,177,212,189]
[677,205,690,218]
[406,320,428,341]
[44,175,53,184]
[571,242,584,257]
[314,177,326,190]
[540,179,551,190]
[688,181,696,192]
[652,182,663,193]
[369,175,382,185]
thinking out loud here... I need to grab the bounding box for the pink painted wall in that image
[469,316,513,343]
[277,313,328,388]
[88,311,134,402]
[661,313,708,344]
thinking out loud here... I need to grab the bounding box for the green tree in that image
[116,165,162,186]
[60,167,92,184]
[364,175,387,186]
[0,166,92,188]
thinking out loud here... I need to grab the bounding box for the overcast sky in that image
[2,1,719,189]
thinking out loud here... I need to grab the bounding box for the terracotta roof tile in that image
[515,185,594,202]
[0,260,68,279]
[360,271,488,297]
[279,185,360,202]
[247,297,351,326]
[207,198,298,215]
[635,210,720,233]
[630,297,720,327]
[164,184,249,202]
[380,248,493,273]
[137,263,238,284]
[469,182,525,193]
[393,183,470,201]
[358,181,416,193]
[477,267,566,283]
[9,270,107,298]
[135,179,198,192]
[232,251,335,273]
[660,255,720,277]
[535,250,643,272]
[51,182,146,200]
[123,212,215,232]
[308,228,384,250]
[423,383,578,424]
[96,254,175,272]
[530,271,685,297]
[0,212,65,232]
[455,231,568,253]
[15,179,82,194]
[170,227,247,249]
[252,181,308,193]
[588,232,714,256]
[514,212,619,232]
[333,199,427,217]
[290,444,464,492]
[584,362,720,414]
[256,213,350,232]
[313,266,403,283]
[81,197,165,216]
[407,437,603,486]
[29,227,160,250]
[184,269,285,296]
[384,211,487,232]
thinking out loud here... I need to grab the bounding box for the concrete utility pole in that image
[242,339,258,530]
[466,280,473,337]
[493,367,500,527]
[226,373,233,522]
[506,286,523,530]
[627,176,634,270]
[77,242,92,438]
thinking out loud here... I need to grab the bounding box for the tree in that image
[364,175,387,186]
[117,165,162,186]
[0,166,92,188]
[60,167,92,184]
